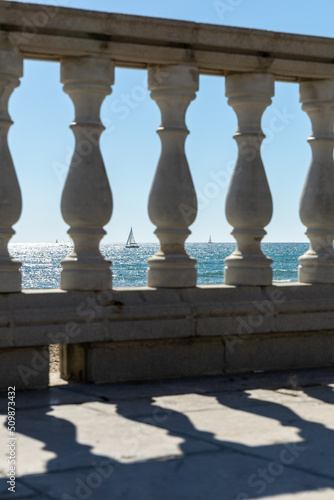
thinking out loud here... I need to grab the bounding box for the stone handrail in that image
[1,2,334,79]
[1,2,334,390]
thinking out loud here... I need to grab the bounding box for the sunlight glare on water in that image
[9,242,309,289]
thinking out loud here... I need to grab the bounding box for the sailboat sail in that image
[126,228,139,248]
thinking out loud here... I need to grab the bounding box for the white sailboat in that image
[60,237,72,248]
[208,235,212,243]
[125,227,139,248]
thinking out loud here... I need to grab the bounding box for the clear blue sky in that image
[7,0,334,243]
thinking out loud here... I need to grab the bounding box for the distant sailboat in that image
[126,227,139,248]
[60,237,72,248]
[208,235,212,243]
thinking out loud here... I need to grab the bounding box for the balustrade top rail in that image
[1,1,334,79]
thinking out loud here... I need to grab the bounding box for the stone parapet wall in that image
[1,285,334,390]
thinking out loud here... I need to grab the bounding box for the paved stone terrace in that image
[0,368,334,499]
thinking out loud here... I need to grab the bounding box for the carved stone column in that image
[224,73,274,286]
[60,57,114,290]
[0,48,23,292]
[147,65,198,288]
[299,79,334,283]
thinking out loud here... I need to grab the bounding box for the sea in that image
[9,242,309,289]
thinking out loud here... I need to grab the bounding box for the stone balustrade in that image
[1,1,334,391]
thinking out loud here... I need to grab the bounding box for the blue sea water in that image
[9,242,309,289]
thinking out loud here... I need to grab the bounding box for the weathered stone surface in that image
[61,338,225,384]
[225,73,274,286]
[147,65,198,288]
[60,57,114,291]
[224,331,334,373]
[1,2,334,79]
[0,287,334,387]
[0,285,334,348]
[0,346,49,391]
[299,79,334,283]
[0,48,23,292]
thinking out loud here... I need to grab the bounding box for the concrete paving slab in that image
[18,449,334,500]
[0,414,58,475]
[83,390,268,419]
[137,401,303,448]
[55,367,334,404]
[89,393,303,447]
[262,491,334,499]
[71,383,333,420]
[0,479,37,499]
[1,368,333,500]
[246,386,334,408]
[152,390,307,415]
[0,387,101,413]
[0,402,219,475]
[151,387,334,479]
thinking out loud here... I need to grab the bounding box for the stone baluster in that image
[298,80,334,283]
[147,65,198,288]
[224,73,274,286]
[0,48,23,292]
[60,57,114,290]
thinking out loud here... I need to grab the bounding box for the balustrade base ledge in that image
[60,269,113,291]
[147,267,197,288]
[1,284,334,390]
[224,266,273,286]
[0,345,49,391]
[298,264,334,284]
[60,331,334,385]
